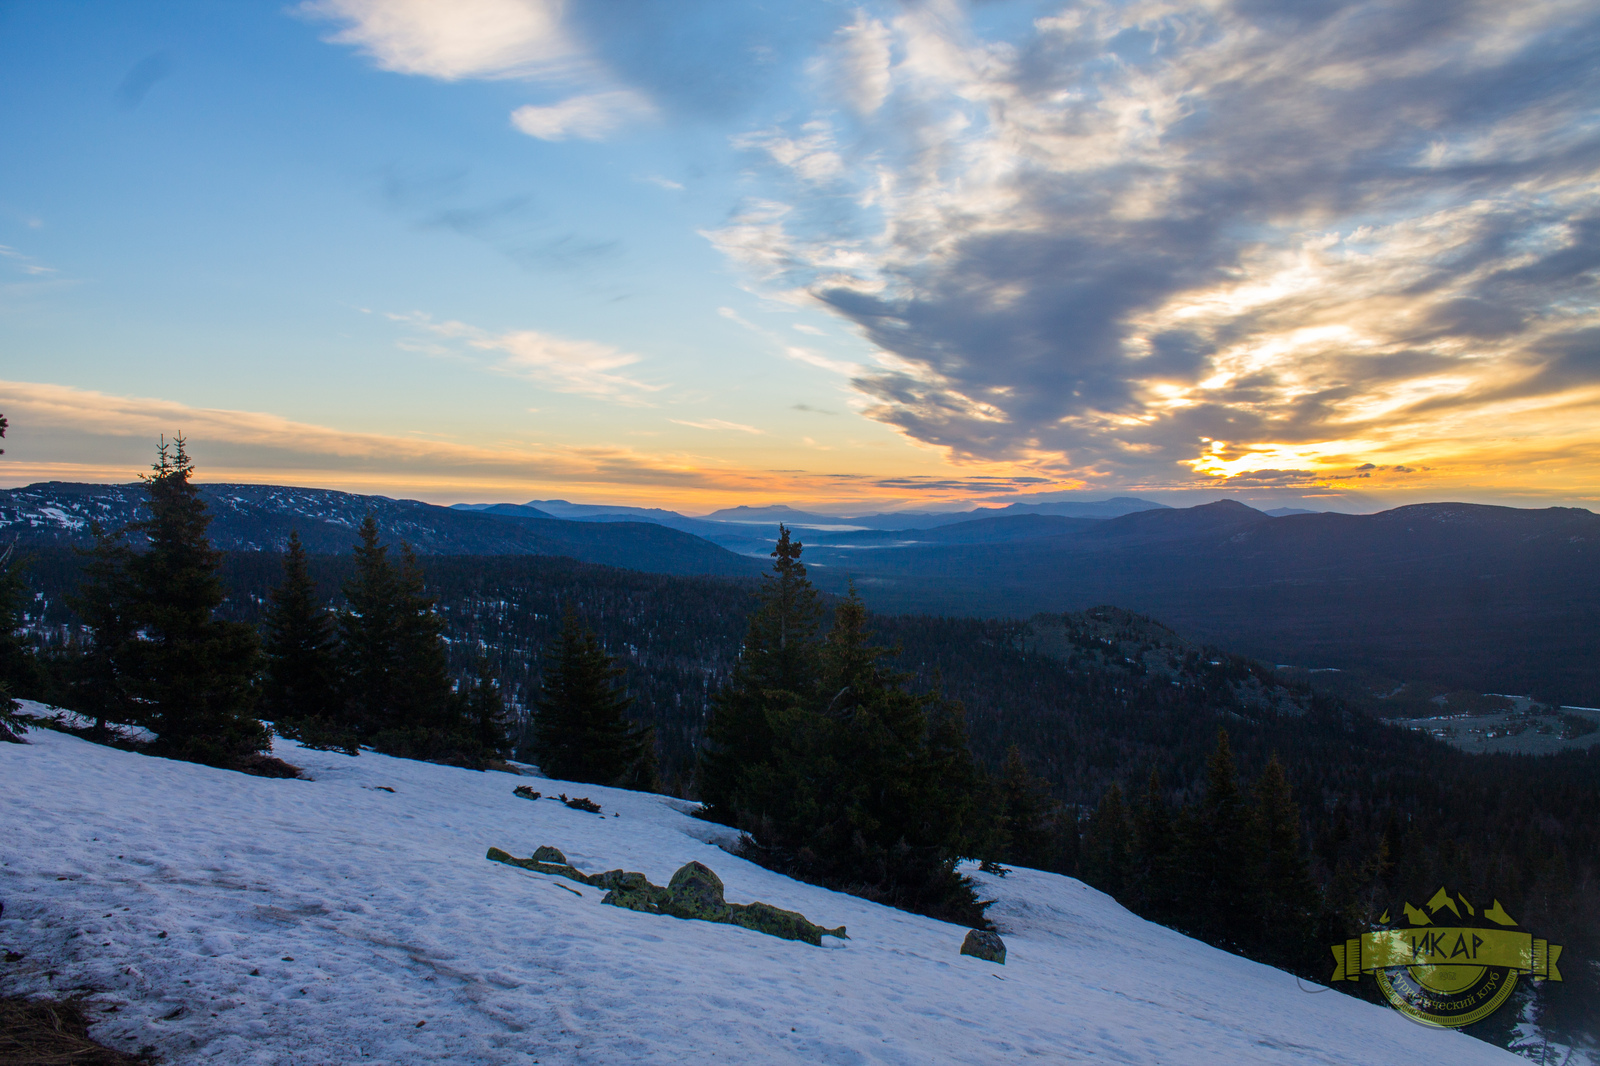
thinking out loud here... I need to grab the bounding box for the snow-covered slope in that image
[1,708,1517,1065]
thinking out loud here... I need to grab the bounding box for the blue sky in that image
[3,0,1598,514]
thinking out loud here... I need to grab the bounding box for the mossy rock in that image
[725,901,847,946]
[485,847,590,887]
[488,848,847,946]
[601,883,669,914]
[661,861,732,922]
[960,929,1006,964]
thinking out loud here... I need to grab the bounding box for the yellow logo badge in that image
[1331,887,1563,1027]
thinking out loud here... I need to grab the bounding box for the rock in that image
[485,847,591,887]
[488,847,846,945]
[656,862,847,945]
[960,929,1006,964]
[513,786,541,801]
[728,901,848,946]
[662,861,731,921]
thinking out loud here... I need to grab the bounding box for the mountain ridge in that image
[0,482,759,578]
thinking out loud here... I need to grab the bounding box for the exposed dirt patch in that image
[0,995,152,1064]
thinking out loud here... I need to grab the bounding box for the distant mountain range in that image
[793,499,1600,704]
[0,482,758,577]
[6,481,1595,701]
[452,495,1172,554]
[698,497,1171,527]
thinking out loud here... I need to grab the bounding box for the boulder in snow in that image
[961,929,1006,964]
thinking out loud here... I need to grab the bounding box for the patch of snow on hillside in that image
[1,704,1520,1064]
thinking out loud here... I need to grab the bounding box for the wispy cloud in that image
[670,418,763,435]
[391,313,663,401]
[0,244,65,286]
[0,379,1059,509]
[511,90,653,141]
[823,10,892,117]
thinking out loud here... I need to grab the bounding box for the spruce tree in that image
[0,415,23,740]
[722,581,987,925]
[1186,728,1259,948]
[259,531,342,731]
[1081,783,1133,899]
[0,546,37,740]
[0,545,42,704]
[338,515,400,737]
[122,437,265,764]
[464,656,513,760]
[995,745,1053,869]
[384,543,453,737]
[1131,770,1179,921]
[531,606,652,786]
[698,524,822,820]
[1252,754,1319,969]
[64,522,137,738]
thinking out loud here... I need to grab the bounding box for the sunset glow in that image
[3,1,1597,513]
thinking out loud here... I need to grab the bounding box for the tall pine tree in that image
[702,565,987,926]
[1131,770,1179,921]
[0,414,24,740]
[994,745,1055,870]
[1183,728,1259,949]
[697,525,822,821]
[1081,783,1133,899]
[338,515,401,737]
[389,543,452,733]
[0,544,40,741]
[122,437,266,765]
[65,522,138,738]
[259,531,341,729]
[531,606,653,787]
[463,656,513,761]
[1252,754,1320,969]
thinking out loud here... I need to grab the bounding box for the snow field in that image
[1,703,1518,1064]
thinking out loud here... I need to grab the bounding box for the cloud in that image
[825,10,892,116]
[391,313,663,400]
[511,90,653,141]
[0,380,1053,510]
[670,418,763,434]
[300,0,585,81]
[710,0,1600,493]
[305,0,653,140]
[0,244,65,289]
[734,121,845,184]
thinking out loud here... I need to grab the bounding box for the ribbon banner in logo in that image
[1331,928,1563,983]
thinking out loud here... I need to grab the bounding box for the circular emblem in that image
[1373,948,1517,1027]
[1329,886,1563,1028]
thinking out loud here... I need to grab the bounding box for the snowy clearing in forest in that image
[1,703,1516,1064]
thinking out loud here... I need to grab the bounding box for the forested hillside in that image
[12,542,1597,1055]
[801,500,1600,705]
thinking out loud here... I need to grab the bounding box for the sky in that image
[1,0,1597,516]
